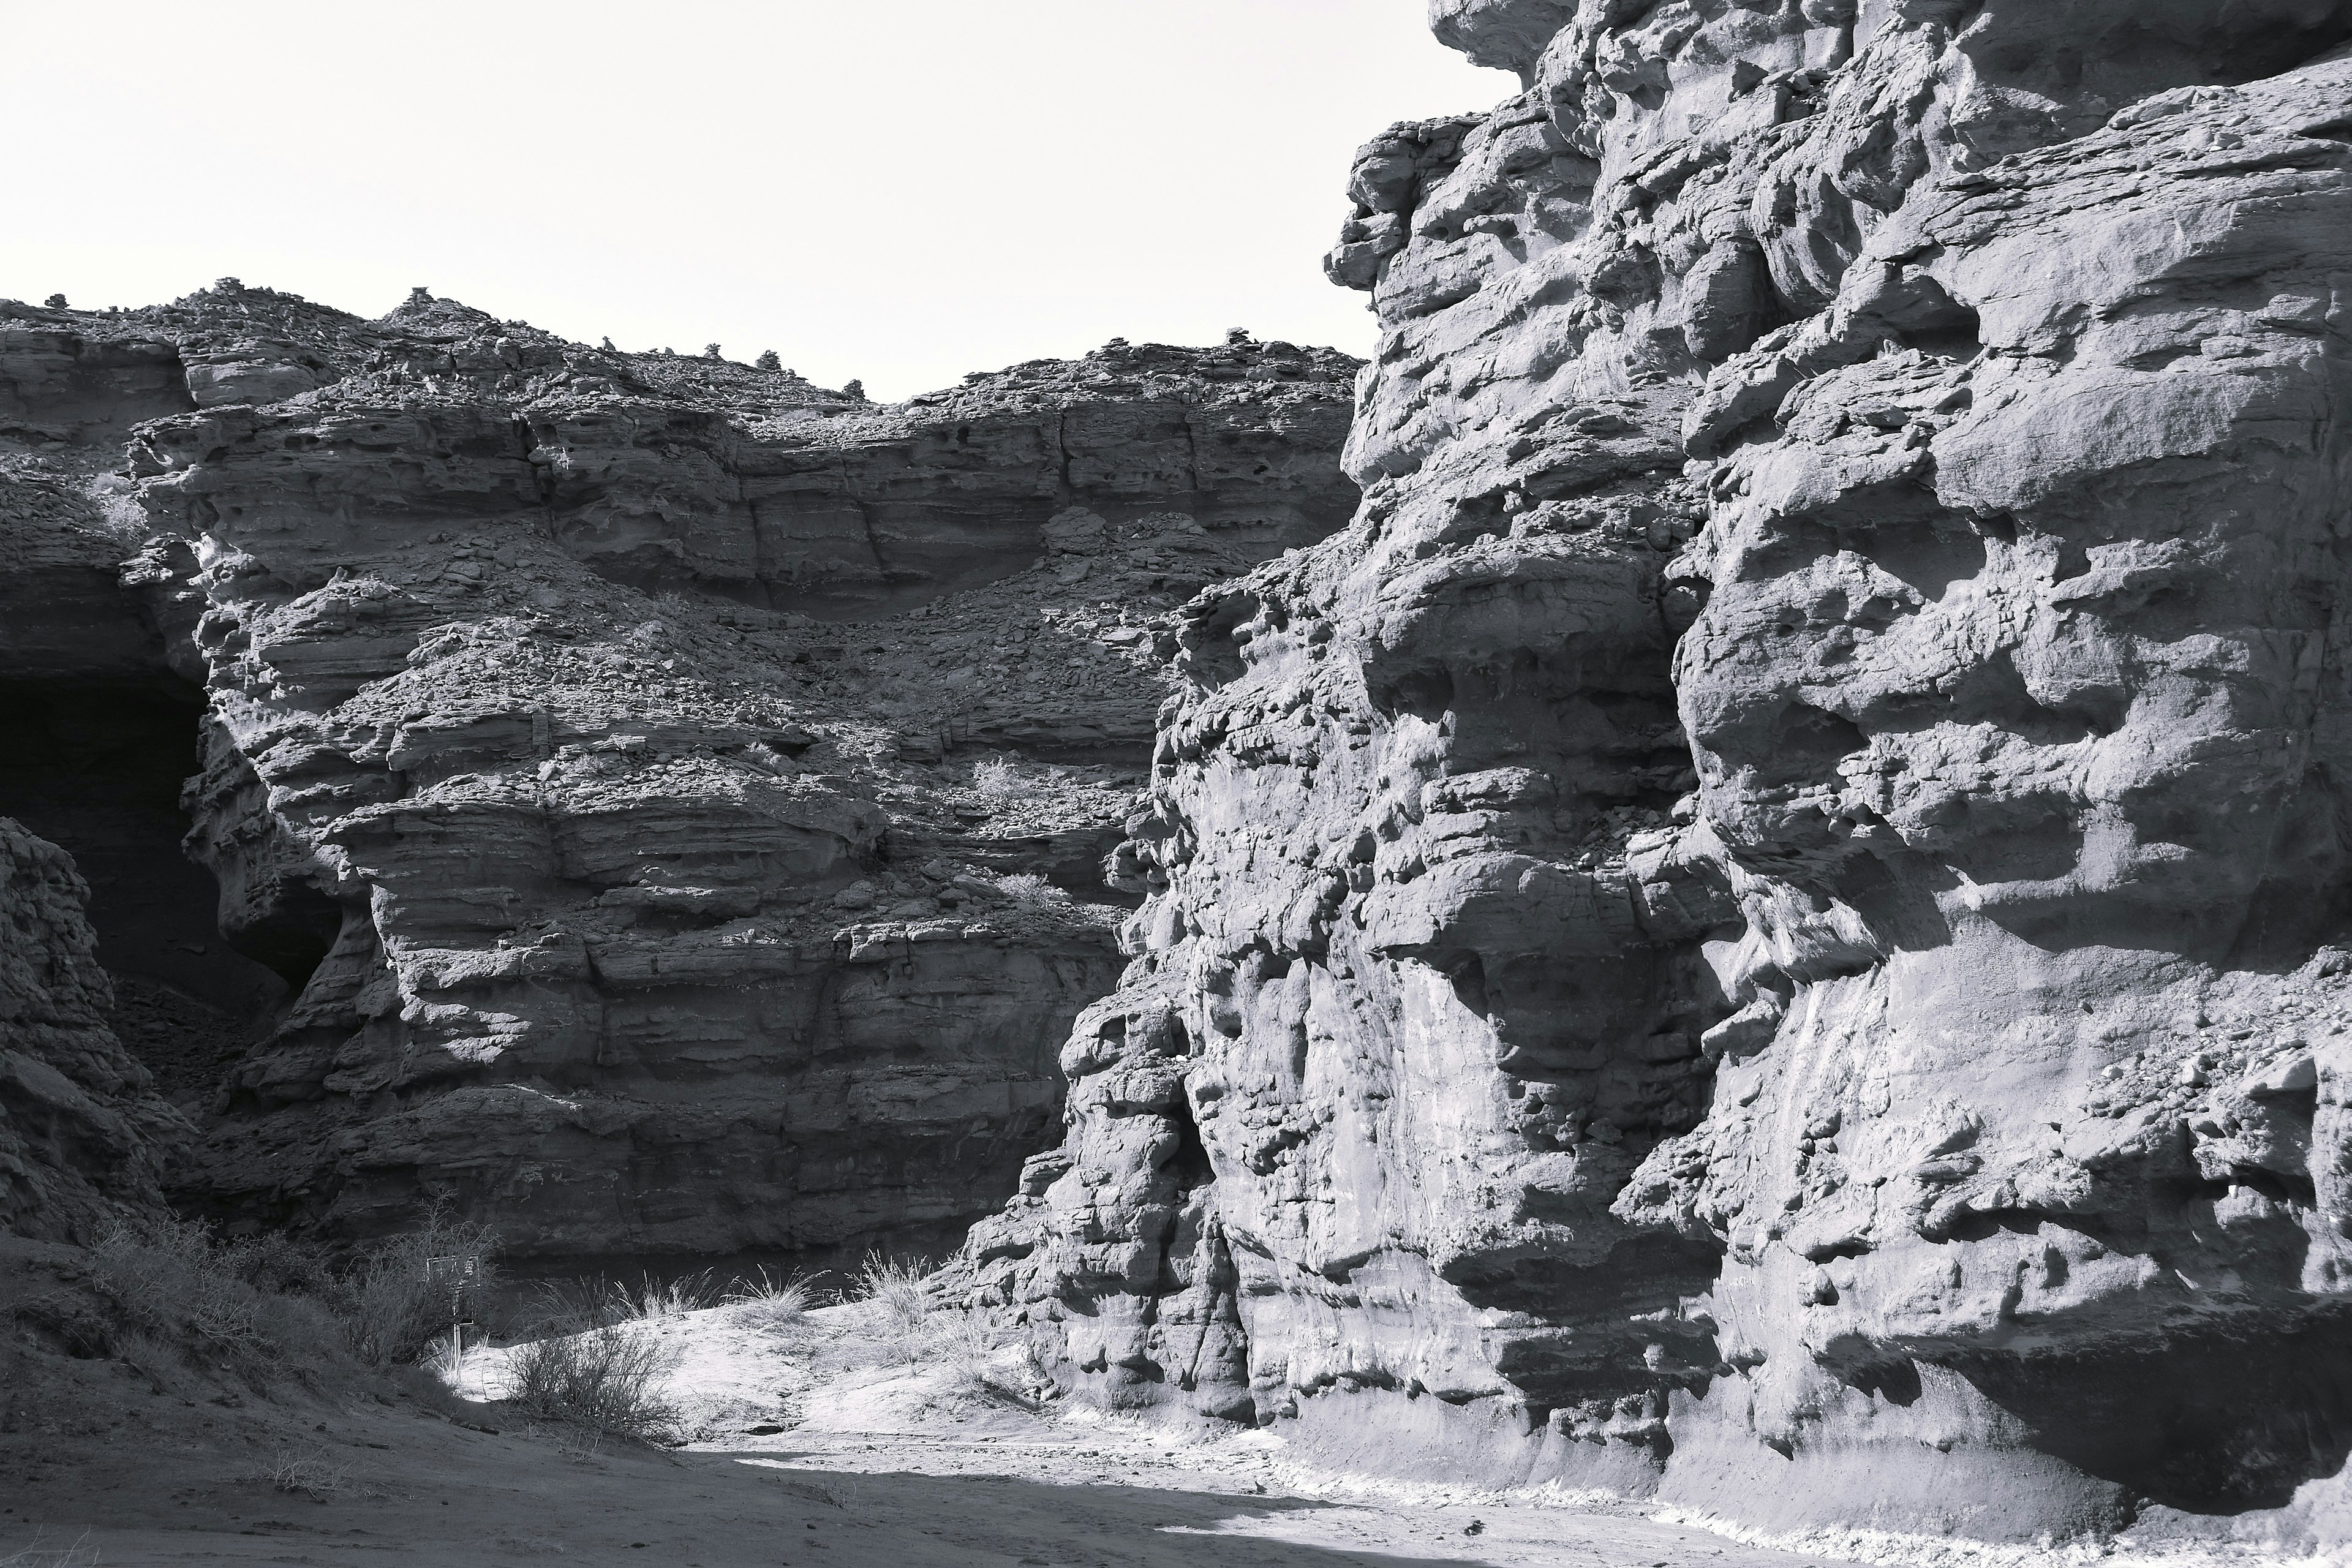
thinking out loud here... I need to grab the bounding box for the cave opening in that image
[0,674,288,1098]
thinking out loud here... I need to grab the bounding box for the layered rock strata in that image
[962,0,2352,1544]
[0,285,1358,1267]
[0,817,187,1240]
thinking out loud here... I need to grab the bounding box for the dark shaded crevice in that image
[1950,1309,2352,1513]
[0,676,285,1093]
[1163,1086,1216,1199]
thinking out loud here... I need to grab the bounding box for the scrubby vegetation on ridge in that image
[12,1210,498,1398]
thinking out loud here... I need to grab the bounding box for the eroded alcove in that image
[0,673,287,1095]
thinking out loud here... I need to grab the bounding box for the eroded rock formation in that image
[960,0,2352,1544]
[0,817,187,1240]
[0,286,1358,1266]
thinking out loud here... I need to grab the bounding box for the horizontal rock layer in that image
[0,285,1359,1265]
[960,0,2352,1546]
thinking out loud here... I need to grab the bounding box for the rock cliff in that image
[0,285,1358,1266]
[960,0,2352,1545]
[0,816,187,1240]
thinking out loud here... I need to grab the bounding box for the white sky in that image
[1,1,1506,399]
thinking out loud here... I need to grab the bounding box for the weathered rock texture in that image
[0,817,187,1240]
[0,284,1357,1267]
[961,0,2352,1546]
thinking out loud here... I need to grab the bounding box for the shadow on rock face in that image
[1947,1309,2352,1513]
[0,674,291,1053]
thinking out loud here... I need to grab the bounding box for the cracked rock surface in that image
[956,0,2352,1547]
[0,282,1358,1269]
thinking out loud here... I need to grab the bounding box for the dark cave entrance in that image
[0,675,288,1098]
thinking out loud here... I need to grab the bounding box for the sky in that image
[1,1,1507,400]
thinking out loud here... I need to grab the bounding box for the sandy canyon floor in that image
[2,1289,2323,1568]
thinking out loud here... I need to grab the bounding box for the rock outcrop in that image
[961,0,2352,1546]
[0,817,187,1240]
[0,285,1359,1267]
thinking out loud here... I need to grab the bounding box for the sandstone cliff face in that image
[962,0,2352,1542]
[0,286,1357,1268]
[0,817,187,1241]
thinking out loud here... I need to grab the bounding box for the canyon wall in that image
[0,816,186,1241]
[960,0,2352,1545]
[0,287,1357,1265]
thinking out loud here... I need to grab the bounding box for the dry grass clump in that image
[927,1310,1006,1393]
[850,1251,932,1344]
[516,1270,723,1337]
[723,1267,816,1334]
[819,1253,1027,1396]
[503,1325,682,1439]
[514,1276,620,1336]
[610,1270,722,1323]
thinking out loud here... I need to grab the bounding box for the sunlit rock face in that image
[962,0,2352,1542]
[0,285,1359,1270]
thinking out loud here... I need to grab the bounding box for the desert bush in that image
[503,1325,682,1438]
[335,1210,499,1366]
[995,872,1067,909]
[236,1229,335,1297]
[81,1208,497,1380]
[970,755,1020,797]
[85,1215,348,1379]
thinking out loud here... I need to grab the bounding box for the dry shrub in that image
[0,1529,99,1566]
[78,1209,496,1384]
[503,1325,682,1439]
[337,1210,499,1366]
[85,1215,349,1382]
[995,873,1066,909]
[267,1447,351,1499]
[970,755,1020,797]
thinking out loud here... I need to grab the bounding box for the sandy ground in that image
[0,1387,1833,1568]
[3,1288,2328,1567]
